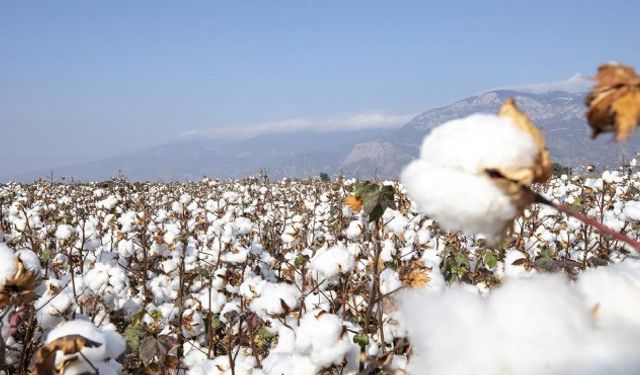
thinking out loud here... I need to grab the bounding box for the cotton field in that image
[0,165,639,374]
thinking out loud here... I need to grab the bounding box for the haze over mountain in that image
[6,89,640,182]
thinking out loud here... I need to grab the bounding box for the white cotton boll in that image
[401,273,640,375]
[55,224,75,240]
[577,260,640,328]
[387,213,409,235]
[295,311,359,371]
[623,201,640,221]
[380,239,396,262]
[304,291,337,312]
[117,211,138,233]
[419,114,537,174]
[221,248,248,264]
[0,243,17,288]
[15,248,41,275]
[382,310,408,343]
[379,268,402,295]
[250,282,301,319]
[402,160,517,244]
[234,217,254,235]
[196,287,227,314]
[401,114,540,245]
[346,221,363,240]
[97,195,118,210]
[262,353,317,375]
[309,246,355,282]
[46,320,125,372]
[503,249,530,278]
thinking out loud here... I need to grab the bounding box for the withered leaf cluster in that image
[586,63,640,140]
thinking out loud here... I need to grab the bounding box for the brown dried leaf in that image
[30,335,102,375]
[586,63,640,140]
[401,259,432,289]
[344,195,363,211]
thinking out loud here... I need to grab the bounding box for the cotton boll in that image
[295,310,359,371]
[0,243,18,288]
[386,212,409,236]
[623,201,640,221]
[345,221,363,240]
[379,268,402,294]
[419,114,538,175]
[309,246,355,283]
[55,224,75,240]
[249,282,301,319]
[402,160,517,244]
[401,272,640,375]
[577,260,640,328]
[46,320,125,373]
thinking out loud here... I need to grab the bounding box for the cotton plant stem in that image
[533,192,640,252]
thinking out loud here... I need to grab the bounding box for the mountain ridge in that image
[5,90,639,182]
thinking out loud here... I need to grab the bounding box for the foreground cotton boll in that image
[44,320,126,374]
[576,260,640,328]
[402,160,518,243]
[401,112,544,245]
[0,243,18,289]
[401,272,640,375]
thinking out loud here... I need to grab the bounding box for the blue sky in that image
[1,0,640,175]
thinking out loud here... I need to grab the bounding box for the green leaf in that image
[258,327,276,340]
[484,253,498,269]
[151,309,162,322]
[124,323,146,353]
[210,314,221,329]
[294,254,309,269]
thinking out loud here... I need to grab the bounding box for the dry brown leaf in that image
[344,195,363,211]
[401,259,432,289]
[29,334,102,375]
[586,63,640,140]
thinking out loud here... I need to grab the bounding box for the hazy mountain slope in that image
[342,90,640,178]
[7,90,640,182]
[9,129,391,182]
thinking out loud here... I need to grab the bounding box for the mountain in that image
[6,90,640,182]
[8,129,391,182]
[341,90,640,177]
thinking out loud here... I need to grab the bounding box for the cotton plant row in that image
[0,163,637,374]
[0,62,638,374]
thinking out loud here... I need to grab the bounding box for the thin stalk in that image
[534,192,640,252]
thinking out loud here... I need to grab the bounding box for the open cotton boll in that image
[46,320,125,373]
[401,273,640,375]
[15,248,41,275]
[55,224,75,240]
[419,114,538,173]
[0,243,18,288]
[402,160,518,244]
[576,260,640,328]
[249,282,301,319]
[295,310,359,371]
[622,201,640,221]
[309,246,355,283]
[401,111,546,245]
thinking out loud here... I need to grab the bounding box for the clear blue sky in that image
[1,0,639,175]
